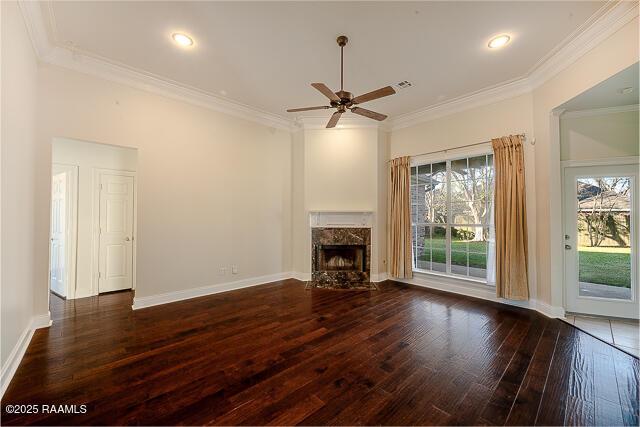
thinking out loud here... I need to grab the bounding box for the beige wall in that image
[292,127,387,277]
[304,128,379,211]
[290,130,309,275]
[52,138,138,298]
[560,110,639,161]
[387,17,639,308]
[389,93,537,298]
[37,65,292,306]
[3,2,638,347]
[377,131,389,275]
[1,1,42,367]
[391,94,535,158]
[532,17,639,306]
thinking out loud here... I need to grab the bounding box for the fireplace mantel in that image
[309,211,373,228]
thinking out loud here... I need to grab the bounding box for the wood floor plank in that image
[505,319,560,426]
[480,317,546,425]
[1,279,637,426]
[535,322,577,426]
[612,350,640,426]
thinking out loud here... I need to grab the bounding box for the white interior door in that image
[50,172,67,297]
[98,174,134,293]
[564,164,639,319]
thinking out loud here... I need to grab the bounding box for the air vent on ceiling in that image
[394,80,413,90]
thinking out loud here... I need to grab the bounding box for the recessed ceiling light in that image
[488,34,511,49]
[172,33,194,47]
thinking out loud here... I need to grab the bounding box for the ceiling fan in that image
[286,35,396,128]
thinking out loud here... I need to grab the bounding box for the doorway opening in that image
[49,137,138,310]
[49,164,78,299]
[558,62,639,321]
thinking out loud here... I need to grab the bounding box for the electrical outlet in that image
[232,265,238,274]
[219,267,227,275]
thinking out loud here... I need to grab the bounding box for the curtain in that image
[492,135,529,300]
[388,156,413,279]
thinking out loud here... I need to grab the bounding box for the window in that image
[410,153,495,283]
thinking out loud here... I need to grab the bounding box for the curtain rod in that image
[388,133,527,162]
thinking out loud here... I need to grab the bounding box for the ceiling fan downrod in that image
[334,35,352,104]
[337,35,348,92]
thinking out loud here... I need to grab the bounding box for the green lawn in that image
[419,240,631,288]
[579,249,631,288]
[418,239,487,269]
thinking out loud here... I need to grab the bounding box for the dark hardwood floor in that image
[1,280,638,425]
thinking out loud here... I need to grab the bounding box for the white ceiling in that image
[43,1,606,119]
[560,62,639,111]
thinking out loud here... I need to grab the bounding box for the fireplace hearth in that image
[309,227,375,290]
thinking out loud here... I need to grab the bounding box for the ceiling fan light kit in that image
[286,35,397,128]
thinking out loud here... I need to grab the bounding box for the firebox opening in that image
[316,245,366,272]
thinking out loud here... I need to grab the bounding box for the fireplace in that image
[310,227,373,289]
[316,245,366,272]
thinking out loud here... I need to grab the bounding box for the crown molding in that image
[18,1,293,131]
[561,104,639,119]
[43,47,293,131]
[17,0,55,60]
[295,115,383,130]
[526,1,639,89]
[18,1,639,134]
[389,1,638,131]
[389,77,532,131]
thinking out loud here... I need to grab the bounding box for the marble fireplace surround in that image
[309,212,375,290]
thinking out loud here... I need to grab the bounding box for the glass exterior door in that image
[564,164,639,318]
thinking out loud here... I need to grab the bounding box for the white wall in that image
[37,64,292,307]
[560,110,639,161]
[0,0,46,377]
[52,138,138,298]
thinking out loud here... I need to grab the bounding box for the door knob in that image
[125,237,130,241]
[565,244,572,250]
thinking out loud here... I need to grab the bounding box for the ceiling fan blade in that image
[352,86,396,104]
[286,106,330,112]
[311,83,341,102]
[351,107,388,121]
[326,111,342,128]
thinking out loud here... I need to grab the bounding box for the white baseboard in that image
[396,274,565,319]
[132,272,294,310]
[372,272,389,282]
[291,271,311,282]
[132,270,392,310]
[535,300,566,318]
[32,311,53,329]
[1,312,51,398]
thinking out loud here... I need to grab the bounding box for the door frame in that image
[91,168,137,295]
[49,163,79,299]
[561,156,640,318]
